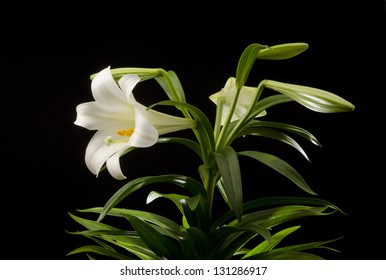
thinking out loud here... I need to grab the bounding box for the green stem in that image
[158,70,213,167]
[215,87,242,151]
[213,96,224,143]
[204,167,220,219]
[223,81,266,147]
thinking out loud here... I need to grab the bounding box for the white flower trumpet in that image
[75,67,196,180]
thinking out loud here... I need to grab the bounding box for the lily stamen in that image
[117,128,135,137]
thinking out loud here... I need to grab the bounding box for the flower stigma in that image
[104,128,135,145]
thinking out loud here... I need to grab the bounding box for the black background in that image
[2,1,385,260]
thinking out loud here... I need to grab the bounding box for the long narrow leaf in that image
[157,137,203,160]
[210,226,257,259]
[244,237,342,260]
[154,70,186,102]
[146,191,188,215]
[180,194,211,233]
[236,43,265,89]
[248,251,326,260]
[229,205,334,229]
[242,120,321,147]
[126,215,182,259]
[69,212,118,231]
[249,94,294,122]
[149,100,215,153]
[116,240,163,260]
[214,146,243,220]
[68,230,160,260]
[238,150,316,195]
[237,127,311,161]
[242,226,301,259]
[180,227,212,259]
[212,196,344,231]
[81,207,185,239]
[97,174,206,222]
[67,245,133,260]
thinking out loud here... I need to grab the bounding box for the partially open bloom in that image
[209,77,266,125]
[74,67,196,180]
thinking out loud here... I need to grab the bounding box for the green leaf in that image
[154,70,186,102]
[242,120,322,147]
[157,137,203,160]
[248,251,326,260]
[236,43,265,89]
[264,80,355,113]
[244,237,342,260]
[68,212,118,231]
[242,226,301,258]
[126,215,182,259]
[238,150,316,195]
[81,207,185,240]
[237,127,311,161]
[212,196,345,230]
[236,224,272,244]
[215,178,231,209]
[67,245,133,260]
[213,146,243,221]
[68,212,164,259]
[146,191,188,215]
[210,226,257,259]
[116,240,163,260]
[180,227,212,259]
[97,174,206,222]
[249,94,294,122]
[270,237,342,255]
[180,194,211,233]
[229,205,334,229]
[68,230,159,260]
[149,100,215,156]
[256,43,309,60]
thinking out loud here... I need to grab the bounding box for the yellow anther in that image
[117,128,134,137]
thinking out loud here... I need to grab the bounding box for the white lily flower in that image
[209,77,266,125]
[75,67,196,180]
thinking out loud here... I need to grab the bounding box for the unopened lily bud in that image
[264,80,355,113]
[257,43,309,60]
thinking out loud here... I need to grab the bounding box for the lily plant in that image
[68,42,355,260]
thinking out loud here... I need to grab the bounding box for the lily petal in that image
[106,146,129,180]
[128,102,159,147]
[85,129,128,176]
[91,66,127,107]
